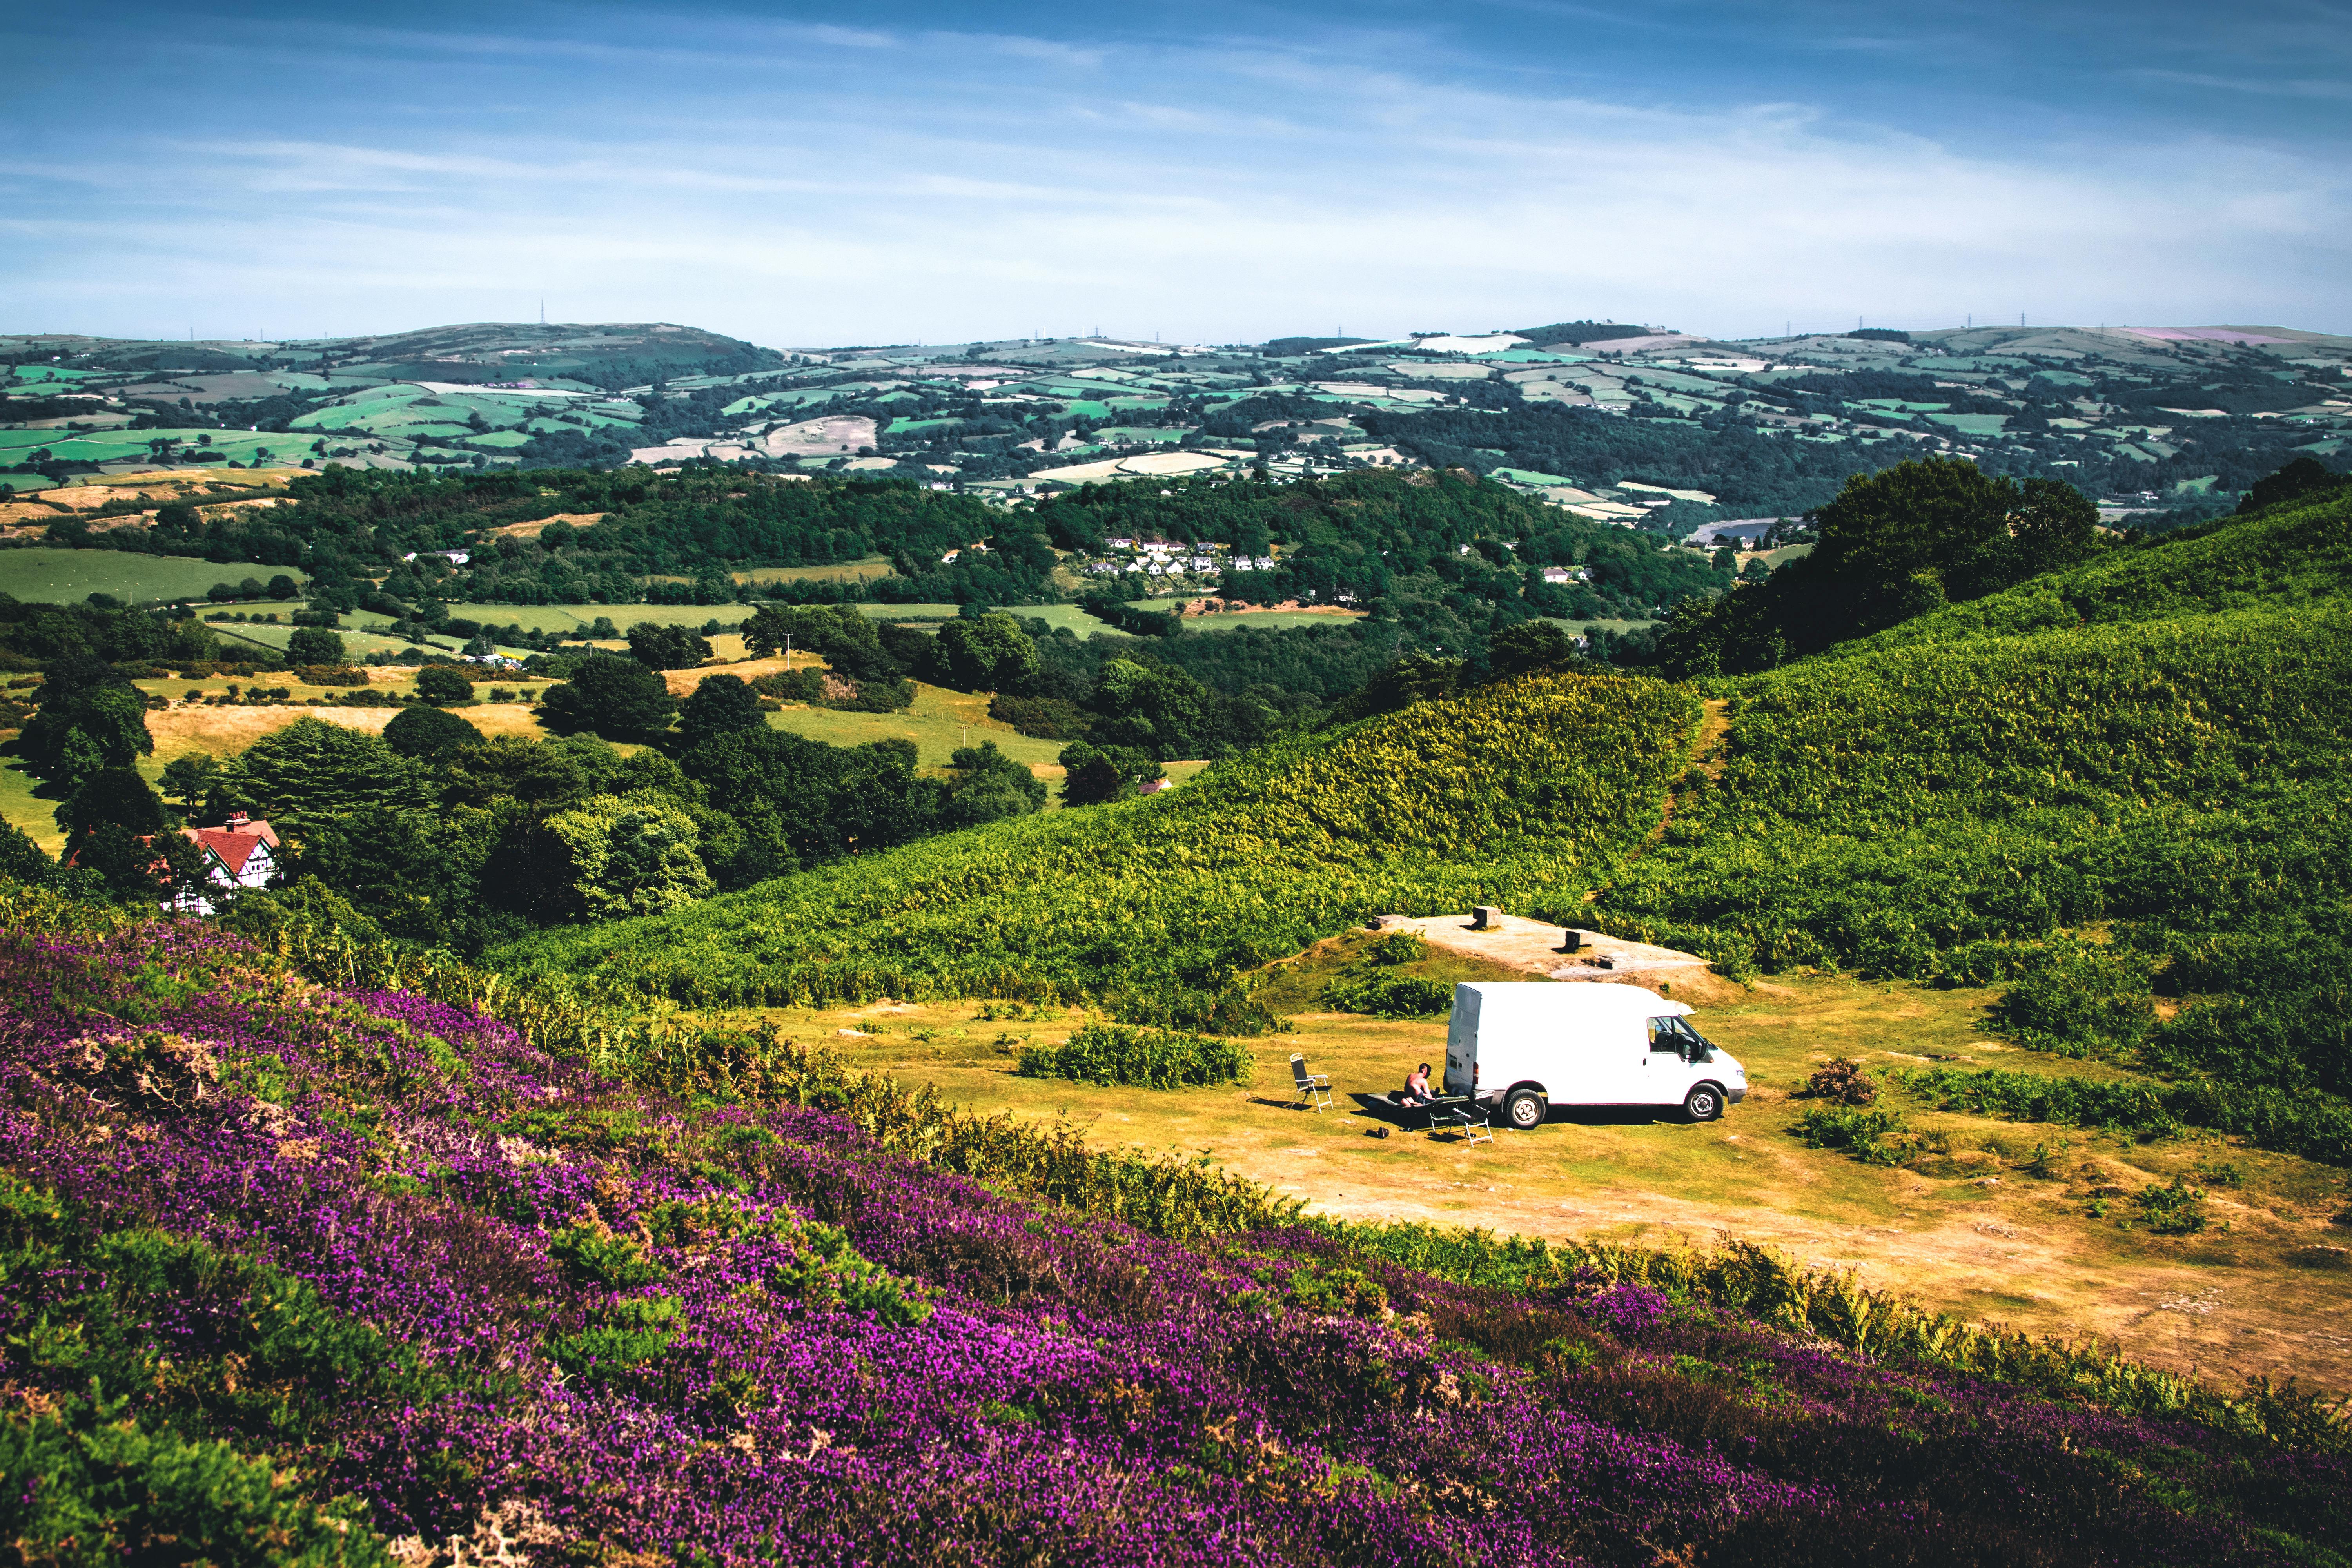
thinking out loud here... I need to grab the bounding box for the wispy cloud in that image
[1,0,2347,341]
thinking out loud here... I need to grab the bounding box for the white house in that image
[1540,566,1588,584]
[169,813,280,916]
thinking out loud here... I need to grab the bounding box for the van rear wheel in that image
[1683,1084,1724,1123]
[1503,1090,1547,1130]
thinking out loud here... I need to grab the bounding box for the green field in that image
[349,602,748,637]
[209,619,479,661]
[0,548,307,606]
[853,602,960,621]
[1010,604,1128,636]
[735,557,896,585]
[0,427,305,466]
[766,682,1067,771]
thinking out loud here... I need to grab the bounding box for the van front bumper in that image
[1726,1085,1746,1103]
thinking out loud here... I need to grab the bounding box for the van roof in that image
[1453,981,1693,1018]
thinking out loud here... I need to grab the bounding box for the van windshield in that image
[1646,1016,1714,1062]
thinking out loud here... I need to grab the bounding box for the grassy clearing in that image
[209,619,470,661]
[0,549,305,605]
[765,682,1065,770]
[734,557,895,585]
[740,946,2352,1393]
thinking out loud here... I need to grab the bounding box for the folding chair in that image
[1289,1053,1333,1111]
[1431,1101,1494,1145]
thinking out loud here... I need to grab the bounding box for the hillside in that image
[4,886,2345,1566]
[1825,482,2352,653]
[1595,490,2352,1161]
[492,670,1701,1018]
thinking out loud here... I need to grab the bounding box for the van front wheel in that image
[1502,1090,1547,1130]
[1683,1084,1724,1123]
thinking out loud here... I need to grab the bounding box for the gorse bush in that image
[1014,1024,1254,1089]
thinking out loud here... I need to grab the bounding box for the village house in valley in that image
[170,812,280,915]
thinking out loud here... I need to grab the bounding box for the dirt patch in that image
[759,416,877,459]
[489,512,605,539]
[1370,911,1741,1005]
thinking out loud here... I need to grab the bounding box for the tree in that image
[942,742,1047,827]
[0,820,56,886]
[933,613,1040,692]
[266,575,301,601]
[1486,620,1584,677]
[742,603,897,680]
[384,704,486,762]
[542,792,714,920]
[20,662,153,784]
[70,822,170,904]
[207,717,434,838]
[286,626,346,666]
[1087,658,1210,759]
[302,805,488,943]
[1656,458,2102,676]
[159,752,220,809]
[2237,455,2347,515]
[1057,741,1163,806]
[676,675,765,747]
[414,664,475,706]
[56,768,167,842]
[626,623,713,670]
[538,656,678,740]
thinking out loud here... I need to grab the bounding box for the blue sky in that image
[4,1,2347,345]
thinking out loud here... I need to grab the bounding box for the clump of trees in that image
[1656,458,2102,675]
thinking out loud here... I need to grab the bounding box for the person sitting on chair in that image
[1395,1062,1434,1109]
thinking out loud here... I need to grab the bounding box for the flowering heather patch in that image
[1,901,2346,1565]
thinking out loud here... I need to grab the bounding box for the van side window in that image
[1646,1018,1680,1052]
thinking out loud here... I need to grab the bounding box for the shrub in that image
[1792,1105,1911,1165]
[2134,1176,2209,1235]
[1014,1023,1253,1089]
[1795,1058,1877,1106]
[1320,971,1454,1018]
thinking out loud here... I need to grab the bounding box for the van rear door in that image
[1443,985,1480,1097]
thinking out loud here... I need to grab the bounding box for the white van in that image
[1442,982,1746,1130]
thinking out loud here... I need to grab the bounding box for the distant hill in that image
[7,316,2348,530]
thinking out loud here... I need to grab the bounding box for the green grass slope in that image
[1598,494,2352,1160]
[494,671,1700,1016]
[1831,487,2352,654]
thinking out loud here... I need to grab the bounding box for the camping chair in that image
[1431,1100,1493,1146]
[1289,1053,1333,1111]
